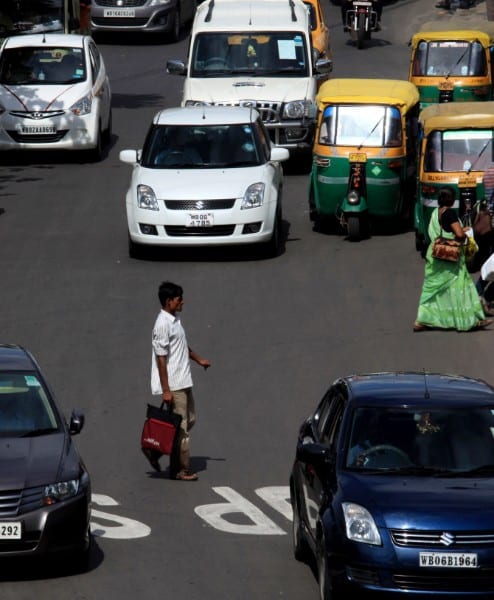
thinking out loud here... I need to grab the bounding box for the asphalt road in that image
[1,1,493,598]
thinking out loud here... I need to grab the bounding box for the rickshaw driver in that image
[341,0,382,32]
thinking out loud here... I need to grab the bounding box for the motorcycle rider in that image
[341,0,382,32]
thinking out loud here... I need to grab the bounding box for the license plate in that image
[21,126,56,134]
[419,552,478,568]
[438,81,454,91]
[458,174,477,187]
[186,212,214,227]
[349,152,367,163]
[103,8,135,17]
[0,522,21,539]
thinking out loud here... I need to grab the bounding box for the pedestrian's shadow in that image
[147,455,225,479]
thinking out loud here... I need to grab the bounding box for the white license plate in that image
[0,522,21,539]
[419,552,478,568]
[186,212,214,227]
[21,126,56,134]
[103,8,135,17]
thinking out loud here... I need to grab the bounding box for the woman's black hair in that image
[437,186,456,208]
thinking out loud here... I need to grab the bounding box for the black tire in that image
[128,234,148,260]
[103,108,112,146]
[357,14,366,49]
[292,500,310,562]
[263,206,282,258]
[168,8,180,43]
[318,539,334,600]
[88,123,103,162]
[346,215,361,239]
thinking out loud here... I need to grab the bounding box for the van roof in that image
[316,78,420,111]
[410,19,494,46]
[193,0,310,32]
[419,101,494,134]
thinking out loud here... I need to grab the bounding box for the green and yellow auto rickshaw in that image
[409,19,494,109]
[414,101,494,255]
[309,78,420,239]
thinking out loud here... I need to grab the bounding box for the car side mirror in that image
[166,59,187,76]
[296,441,332,465]
[270,147,290,162]
[69,410,85,435]
[315,57,333,74]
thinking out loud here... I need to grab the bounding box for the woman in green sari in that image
[414,187,491,332]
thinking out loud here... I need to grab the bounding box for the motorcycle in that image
[345,0,378,49]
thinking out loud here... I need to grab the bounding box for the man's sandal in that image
[175,470,198,481]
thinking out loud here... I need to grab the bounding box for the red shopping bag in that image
[141,403,182,456]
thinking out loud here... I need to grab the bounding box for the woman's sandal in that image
[476,319,493,330]
[413,322,428,332]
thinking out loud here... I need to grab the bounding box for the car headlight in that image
[241,183,265,209]
[283,100,315,119]
[43,479,79,505]
[342,502,381,545]
[70,93,92,116]
[137,185,159,210]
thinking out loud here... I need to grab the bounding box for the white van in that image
[167,0,332,160]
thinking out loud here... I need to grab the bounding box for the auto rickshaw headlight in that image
[347,190,360,205]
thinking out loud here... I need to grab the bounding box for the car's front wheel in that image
[128,233,149,260]
[318,538,334,600]
[168,8,180,42]
[263,204,282,258]
[292,498,310,562]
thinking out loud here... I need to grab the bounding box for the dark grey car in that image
[0,344,91,564]
[90,0,198,42]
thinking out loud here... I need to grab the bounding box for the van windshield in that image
[190,32,309,77]
[319,105,403,147]
[413,40,487,77]
[424,130,494,172]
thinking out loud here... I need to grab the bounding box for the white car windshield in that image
[190,31,309,77]
[0,47,86,85]
[141,123,263,169]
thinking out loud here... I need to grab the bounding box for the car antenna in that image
[202,104,206,119]
[288,0,297,22]
[423,370,430,400]
[205,0,214,22]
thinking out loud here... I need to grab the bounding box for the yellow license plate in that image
[458,175,477,187]
[438,81,454,91]
[349,152,367,163]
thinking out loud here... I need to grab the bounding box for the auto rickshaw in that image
[414,101,494,255]
[409,19,494,109]
[309,78,420,239]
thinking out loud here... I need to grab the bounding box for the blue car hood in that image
[0,433,68,489]
[341,472,494,529]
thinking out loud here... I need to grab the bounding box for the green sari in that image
[416,208,484,331]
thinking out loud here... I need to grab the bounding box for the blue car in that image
[290,371,494,599]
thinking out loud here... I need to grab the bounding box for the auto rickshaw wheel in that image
[347,215,362,239]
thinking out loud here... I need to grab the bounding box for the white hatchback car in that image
[0,34,112,160]
[119,106,289,258]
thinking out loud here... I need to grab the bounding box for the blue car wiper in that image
[441,464,494,477]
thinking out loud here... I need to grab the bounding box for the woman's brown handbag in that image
[473,202,493,237]
[431,236,462,262]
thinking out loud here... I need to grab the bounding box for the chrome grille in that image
[92,17,149,25]
[94,0,148,6]
[214,101,281,123]
[6,130,68,143]
[9,110,65,120]
[391,529,494,547]
[164,200,235,210]
[0,486,43,517]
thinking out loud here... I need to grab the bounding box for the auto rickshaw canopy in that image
[419,101,494,136]
[316,78,420,112]
[410,19,494,49]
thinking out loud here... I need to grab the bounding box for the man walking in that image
[148,281,211,480]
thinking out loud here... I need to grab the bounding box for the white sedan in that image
[0,34,112,160]
[119,106,289,258]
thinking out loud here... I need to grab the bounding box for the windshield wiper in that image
[445,46,470,78]
[466,138,492,174]
[21,427,58,437]
[358,116,384,150]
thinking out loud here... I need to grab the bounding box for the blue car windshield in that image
[346,406,494,473]
[0,372,59,436]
